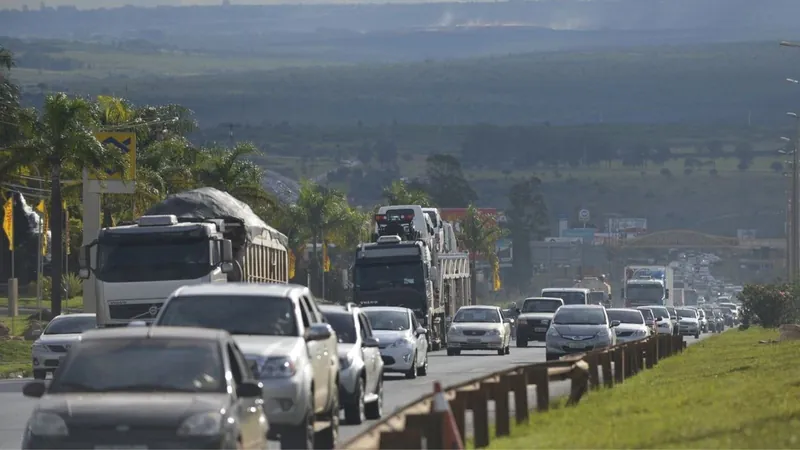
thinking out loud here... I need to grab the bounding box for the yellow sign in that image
[289,251,296,279]
[322,241,331,273]
[3,197,13,251]
[492,260,501,291]
[37,200,48,256]
[93,132,136,180]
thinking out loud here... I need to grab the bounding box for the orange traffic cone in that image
[432,381,465,449]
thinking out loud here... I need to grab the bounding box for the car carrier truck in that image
[353,206,471,350]
[78,187,289,327]
[622,264,674,308]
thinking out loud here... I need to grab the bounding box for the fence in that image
[343,333,686,449]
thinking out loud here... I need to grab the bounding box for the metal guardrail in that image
[343,334,686,449]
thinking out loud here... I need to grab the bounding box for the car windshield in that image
[677,309,697,318]
[322,311,357,344]
[156,295,299,336]
[553,308,607,325]
[637,308,655,320]
[453,308,500,323]
[44,316,96,335]
[363,310,410,331]
[607,310,644,324]
[542,291,586,305]
[650,307,670,319]
[666,307,677,317]
[50,338,224,393]
[522,299,562,313]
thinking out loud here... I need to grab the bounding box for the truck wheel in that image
[315,387,339,450]
[344,377,365,425]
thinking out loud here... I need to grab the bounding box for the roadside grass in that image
[484,328,800,449]
[0,340,31,378]
[0,317,28,336]
[0,297,84,311]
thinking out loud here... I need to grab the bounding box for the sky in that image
[2,0,448,9]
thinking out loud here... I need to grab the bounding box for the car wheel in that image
[505,345,510,355]
[365,376,383,420]
[447,349,457,356]
[33,370,47,380]
[280,410,314,450]
[418,351,429,376]
[497,347,505,356]
[694,333,700,339]
[405,352,418,379]
[315,387,339,450]
[344,377,365,425]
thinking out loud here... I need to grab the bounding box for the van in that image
[540,287,591,306]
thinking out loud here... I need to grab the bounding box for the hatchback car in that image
[21,326,268,450]
[636,306,658,334]
[545,304,619,361]
[361,306,429,379]
[648,305,674,335]
[606,308,650,343]
[31,313,97,380]
[320,304,384,425]
[446,305,511,356]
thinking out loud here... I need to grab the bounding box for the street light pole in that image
[786,114,800,282]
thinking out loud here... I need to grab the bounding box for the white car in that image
[447,305,511,356]
[647,305,674,335]
[31,313,97,380]
[676,308,701,338]
[606,308,650,343]
[362,306,429,379]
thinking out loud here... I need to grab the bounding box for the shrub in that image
[739,283,798,328]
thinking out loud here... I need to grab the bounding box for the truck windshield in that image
[96,236,210,283]
[355,262,424,292]
[542,291,586,305]
[625,285,664,303]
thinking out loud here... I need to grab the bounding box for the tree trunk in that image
[470,259,477,305]
[50,164,63,316]
[311,230,319,296]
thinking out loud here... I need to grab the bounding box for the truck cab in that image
[624,279,668,307]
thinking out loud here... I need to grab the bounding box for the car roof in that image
[557,304,604,310]
[319,304,354,316]
[542,288,590,293]
[606,308,641,313]
[458,305,498,310]
[360,306,411,314]
[171,282,307,299]
[80,326,228,342]
[51,313,96,320]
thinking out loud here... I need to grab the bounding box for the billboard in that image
[561,228,597,243]
[607,218,648,234]
[496,238,513,263]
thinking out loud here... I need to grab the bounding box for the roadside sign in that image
[578,209,590,222]
[92,132,136,181]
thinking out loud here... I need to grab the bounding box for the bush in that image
[739,283,798,328]
[41,273,84,300]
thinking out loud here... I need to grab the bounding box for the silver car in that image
[545,304,619,361]
[362,306,429,379]
[606,308,650,343]
[320,304,384,425]
[447,305,511,356]
[31,313,97,380]
[676,308,701,338]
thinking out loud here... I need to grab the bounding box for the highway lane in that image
[0,335,711,449]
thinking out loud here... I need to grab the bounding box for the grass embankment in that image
[486,328,800,449]
[0,317,33,378]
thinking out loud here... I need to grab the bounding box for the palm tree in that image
[382,180,431,206]
[2,93,127,315]
[457,205,507,304]
[0,45,21,150]
[196,142,277,211]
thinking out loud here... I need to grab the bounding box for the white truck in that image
[355,206,471,350]
[622,265,674,308]
[78,188,289,327]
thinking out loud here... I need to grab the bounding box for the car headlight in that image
[448,327,462,335]
[487,329,501,336]
[250,356,296,378]
[177,412,224,436]
[339,354,354,369]
[389,337,413,348]
[547,327,560,337]
[31,342,46,352]
[633,329,647,337]
[27,412,68,436]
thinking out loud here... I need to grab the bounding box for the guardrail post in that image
[493,377,512,437]
[636,340,645,371]
[587,353,600,390]
[601,351,613,388]
[510,371,529,424]
[406,412,444,450]
[450,392,467,443]
[666,334,674,357]
[529,365,550,411]
[645,337,655,369]
[613,347,625,383]
[469,386,490,448]
[379,429,421,449]
[566,361,590,406]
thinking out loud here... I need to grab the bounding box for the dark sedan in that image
[21,326,268,449]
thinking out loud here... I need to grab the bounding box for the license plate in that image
[467,339,481,343]
[534,327,547,332]
[567,343,585,349]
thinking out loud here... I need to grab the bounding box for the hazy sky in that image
[1,0,442,9]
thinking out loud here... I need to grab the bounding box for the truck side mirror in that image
[430,266,439,281]
[221,239,234,263]
[78,240,97,279]
[665,289,670,299]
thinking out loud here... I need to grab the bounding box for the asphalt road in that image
[0,334,711,449]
